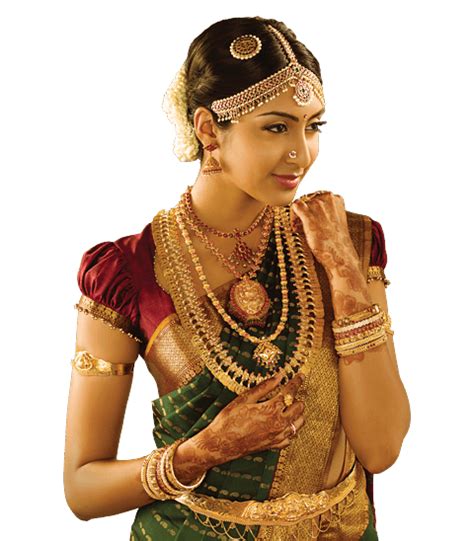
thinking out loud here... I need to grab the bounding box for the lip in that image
[272,174,300,189]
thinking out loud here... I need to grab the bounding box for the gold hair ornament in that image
[211,25,325,123]
[230,34,262,60]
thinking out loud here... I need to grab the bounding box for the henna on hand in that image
[189,373,306,467]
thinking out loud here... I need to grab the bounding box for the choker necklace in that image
[182,186,271,268]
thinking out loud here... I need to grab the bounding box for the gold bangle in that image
[335,327,387,352]
[334,324,386,345]
[71,350,134,376]
[336,333,388,357]
[141,450,166,500]
[147,448,173,500]
[160,442,188,496]
[164,440,206,492]
[332,304,381,329]
[332,311,385,334]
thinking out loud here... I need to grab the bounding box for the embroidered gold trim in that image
[367,265,391,287]
[74,295,143,343]
[177,460,362,529]
[144,313,178,357]
[71,350,135,376]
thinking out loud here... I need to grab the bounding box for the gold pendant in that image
[253,341,282,368]
[228,277,270,328]
[228,238,255,267]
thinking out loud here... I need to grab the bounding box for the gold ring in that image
[290,422,297,437]
[283,393,294,408]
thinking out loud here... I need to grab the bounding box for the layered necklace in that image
[152,197,321,394]
[179,186,274,328]
[176,197,288,368]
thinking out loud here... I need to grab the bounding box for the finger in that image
[277,413,305,441]
[244,372,284,403]
[270,438,291,450]
[271,416,305,449]
[281,400,305,419]
[282,372,305,392]
[266,373,304,407]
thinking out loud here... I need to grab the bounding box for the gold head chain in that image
[210,24,325,123]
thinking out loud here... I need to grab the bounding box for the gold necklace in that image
[175,205,288,367]
[152,204,322,393]
[182,185,270,267]
[177,196,273,328]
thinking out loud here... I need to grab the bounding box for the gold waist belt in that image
[176,459,363,527]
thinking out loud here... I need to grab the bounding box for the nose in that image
[286,132,315,170]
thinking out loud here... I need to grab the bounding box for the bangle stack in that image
[332,303,393,358]
[140,438,206,500]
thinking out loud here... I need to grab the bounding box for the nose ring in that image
[288,150,297,159]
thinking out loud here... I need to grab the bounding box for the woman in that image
[64,16,411,540]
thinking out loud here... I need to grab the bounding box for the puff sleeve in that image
[74,241,143,343]
[368,219,391,286]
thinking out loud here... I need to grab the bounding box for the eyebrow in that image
[257,108,326,122]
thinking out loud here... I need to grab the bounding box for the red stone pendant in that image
[228,277,270,328]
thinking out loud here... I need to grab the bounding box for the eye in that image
[307,121,327,133]
[265,123,288,134]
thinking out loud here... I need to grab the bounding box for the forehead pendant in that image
[291,64,314,106]
[230,34,262,60]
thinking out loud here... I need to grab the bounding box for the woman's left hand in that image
[290,191,371,317]
[290,192,360,272]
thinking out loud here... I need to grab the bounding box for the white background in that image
[1,1,472,539]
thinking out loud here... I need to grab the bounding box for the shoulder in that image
[75,223,153,343]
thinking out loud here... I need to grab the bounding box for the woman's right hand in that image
[194,372,306,463]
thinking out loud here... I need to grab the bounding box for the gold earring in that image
[202,143,223,175]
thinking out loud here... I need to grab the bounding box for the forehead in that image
[243,90,325,121]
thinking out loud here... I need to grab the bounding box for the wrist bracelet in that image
[164,439,206,491]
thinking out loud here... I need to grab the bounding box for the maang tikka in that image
[202,143,223,175]
[210,24,325,123]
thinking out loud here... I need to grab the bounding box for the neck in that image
[189,174,268,232]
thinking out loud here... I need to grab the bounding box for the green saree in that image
[130,203,379,540]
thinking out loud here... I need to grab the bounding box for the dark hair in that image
[184,16,323,161]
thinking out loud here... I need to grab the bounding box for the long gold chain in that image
[153,204,321,393]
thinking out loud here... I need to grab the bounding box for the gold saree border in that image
[74,294,143,343]
[144,313,177,357]
[258,210,373,541]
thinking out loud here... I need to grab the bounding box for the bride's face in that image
[217,90,325,207]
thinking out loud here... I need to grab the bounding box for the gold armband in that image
[71,350,135,376]
[367,265,391,287]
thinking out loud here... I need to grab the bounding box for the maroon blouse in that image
[77,218,388,352]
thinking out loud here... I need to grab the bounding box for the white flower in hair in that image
[162,63,200,162]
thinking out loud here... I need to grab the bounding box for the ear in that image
[193,106,219,146]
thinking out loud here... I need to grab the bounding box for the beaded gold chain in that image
[175,205,289,366]
[152,204,321,393]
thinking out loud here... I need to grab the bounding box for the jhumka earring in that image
[202,143,223,175]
